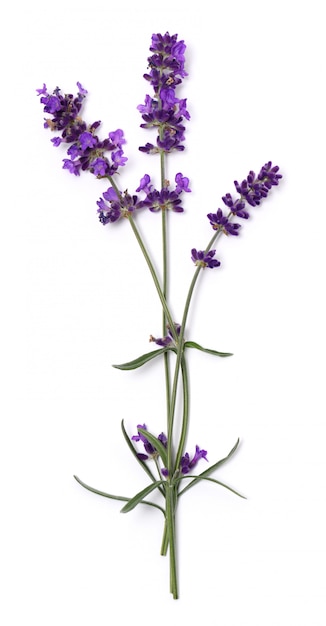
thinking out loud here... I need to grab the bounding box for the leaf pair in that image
[112,341,232,371]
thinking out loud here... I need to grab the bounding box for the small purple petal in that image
[109,129,126,147]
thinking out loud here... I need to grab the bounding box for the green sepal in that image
[112,347,171,370]
[184,340,233,358]
[176,474,246,499]
[178,438,241,496]
[120,480,165,513]
[73,475,165,515]
[138,427,168,468]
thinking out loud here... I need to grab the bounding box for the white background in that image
[1,0,326,623]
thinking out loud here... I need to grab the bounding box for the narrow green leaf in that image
[176,474,246,499]
[120,480,164,513]
[185,340,233,358]
[112,347,170,370]
[138,427,168,468]
[179,438,240,496]
[73,475,165,515]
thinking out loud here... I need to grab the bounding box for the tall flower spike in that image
[37,83,128,179]
[138,32,190,154]
[234,162,282,207]
[208,161,282,232]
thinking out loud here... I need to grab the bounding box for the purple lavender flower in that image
[62,159,81,176]
[136,174,153,194]
[36,83,48,96]
[96,186,143,225]
[137,172,190,214]
[132,424,156,457]
[132,424,167,460]
[221,193,249,219]
[234,162,282,207]
[138,142,159,155]
[149,322,181,347]
[158,432,168,446]
[175,173,191,194]
[76,82,88,95]
[90,157,109,177]
[79,131,98,151]
[144,188,184,213]
[137,95,154,115]
[132,423,208,480]
[180,445,208,474]
[51,137,62,147]
[138,32,189,154]
[109,129,126,147]
[207,162,282,239]
[111,149,128,167]
[191,249,221,269]
[207,209,241,236]
[37,83,128,179]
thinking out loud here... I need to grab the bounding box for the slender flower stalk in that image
[37,32,283,600]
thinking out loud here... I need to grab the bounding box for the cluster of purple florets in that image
[95,32,192,226]
[96,172,191,225]
[137,32,189,154]
[36,35,282,269]
[132,424,208,476]
[36,82,128,177]
[132,424,168,460]
[37,33,192,226]
[192,161,282,270]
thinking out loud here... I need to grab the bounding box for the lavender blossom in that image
[149,322,181,347]
[132,424,167,460]
[175,173,191,194]
[207,209,241,235]
[96,187,143,225]
[36,83,128,179]
[234,162,282,207]
[132,424,207,479]
[136,174,153,194]
[137,172,190,214]
[144,188,184,213]
[180,445,208,474]
[191,249,221,269]
[207,162,282,236]
[221,194,249,219]
[138,32,189,153]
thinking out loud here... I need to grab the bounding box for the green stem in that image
[166,483,178,599]
[168,230,221,474]
[160,151,172,458]
[127,215,176,337]
[160,355,188,555]
[174,355,190,472]
[160,519,169,556]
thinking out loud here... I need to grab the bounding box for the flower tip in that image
[76,81,88,95]
[36,83,47,96]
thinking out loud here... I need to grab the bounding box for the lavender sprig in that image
[37,32,283,601]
